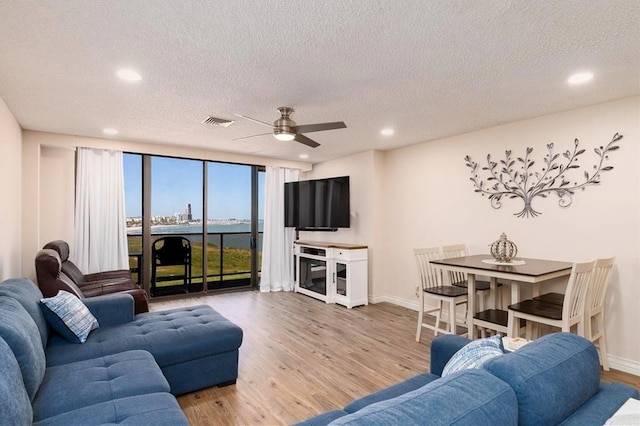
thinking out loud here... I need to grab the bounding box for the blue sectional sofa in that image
[0,277,243,425]
[298,333,639,426]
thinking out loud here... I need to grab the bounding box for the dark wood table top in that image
[432,254,574,339]
[431,254,573,279]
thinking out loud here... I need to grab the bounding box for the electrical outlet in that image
[415,285,420,297]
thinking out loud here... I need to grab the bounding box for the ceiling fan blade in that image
[234,114,274,129]
[294,133,320,148]
[232,132,272,141]
[292,121,346,134]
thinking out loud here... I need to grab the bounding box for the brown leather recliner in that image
[43,240,132,284]
[35,248,149,314]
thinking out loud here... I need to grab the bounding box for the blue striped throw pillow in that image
[441,334,504,377]
[40,291,99,343]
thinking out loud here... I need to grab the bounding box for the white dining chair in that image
[473,309,508,337]
[583,257,615,371]
[415,247,468,341]
[441,244,501,312]
[507,260,596,339]
[531,257,614,370]
[440,244,496,337]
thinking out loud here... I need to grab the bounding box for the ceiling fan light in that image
[274,131,295,141]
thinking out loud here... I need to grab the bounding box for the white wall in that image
[301,150,376,244]
[39,147,76,247]
[300,150,385,298]
[19,143,76,281]
[0,96,22,279]
[378,97,640,372]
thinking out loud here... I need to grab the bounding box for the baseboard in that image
[608,354,640,376]
[370,294,640,377]
[369,294,420,311]
[369,295,465,323]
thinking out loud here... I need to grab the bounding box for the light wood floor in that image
[151,291,640,426]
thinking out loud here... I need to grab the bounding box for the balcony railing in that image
[127,231,263,296]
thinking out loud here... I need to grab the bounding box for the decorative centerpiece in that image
[490,233,518,263]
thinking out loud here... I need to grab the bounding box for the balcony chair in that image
[507,260,595,340]
[35,249,149,313]
[415,247,468,342]
[151,236,192,297]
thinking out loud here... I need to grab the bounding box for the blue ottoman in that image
[46,304,244,395]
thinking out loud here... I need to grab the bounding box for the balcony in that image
[128,231,263,297]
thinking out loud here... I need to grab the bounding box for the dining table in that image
[430,254,573,339]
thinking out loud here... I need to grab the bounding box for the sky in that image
[124,154,265,220]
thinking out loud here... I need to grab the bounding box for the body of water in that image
[127,223,264,250]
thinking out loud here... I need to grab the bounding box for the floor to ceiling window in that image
[124,153,264,298]
[149,156,204,296]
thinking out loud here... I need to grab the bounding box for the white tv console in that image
[294,240,368,308]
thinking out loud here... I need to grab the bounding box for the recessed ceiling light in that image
[117,69,142,82]
[103,128,119,136]
[568,72,593,85]
[381,128,395,136]
[299,154,309,159]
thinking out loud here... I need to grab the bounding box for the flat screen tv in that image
[284,176,350,231]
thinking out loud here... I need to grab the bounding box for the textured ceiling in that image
[0,0,639,164]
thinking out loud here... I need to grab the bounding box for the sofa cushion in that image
[430,334,471,376]
[83,293,136,326]
[41,291,99,343]
[559,382,640,426]
[160,349,240,395]
[328,369,518,425]
[0,296,46,401]
[32,350,170,421]
[46,305,243,368]
[0,336,33,425]
[344,373,439,413]
[294,410,350,426]
[442,334,503,377]
[482,332,600,426]
[33,393,188,426]
[0,277,50,347]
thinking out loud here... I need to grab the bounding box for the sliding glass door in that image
[124,153,264,298]
[207,163,252,289]
[149,156,203,296]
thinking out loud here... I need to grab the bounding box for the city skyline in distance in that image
[124,154,265,221]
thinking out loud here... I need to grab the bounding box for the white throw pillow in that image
[40,291,99,343]
[441,335,504,377]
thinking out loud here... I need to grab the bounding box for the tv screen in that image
[284,176,350,230]
[284,181,299,228]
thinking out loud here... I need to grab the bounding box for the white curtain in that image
[260,166,299,292]
[73,148,129,273]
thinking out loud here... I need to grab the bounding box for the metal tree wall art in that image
[464,133,622,218]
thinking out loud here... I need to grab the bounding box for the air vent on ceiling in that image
[202,116,234,127]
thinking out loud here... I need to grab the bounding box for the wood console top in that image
[294,241,368,250]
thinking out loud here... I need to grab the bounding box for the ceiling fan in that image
[234,106,346,148]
